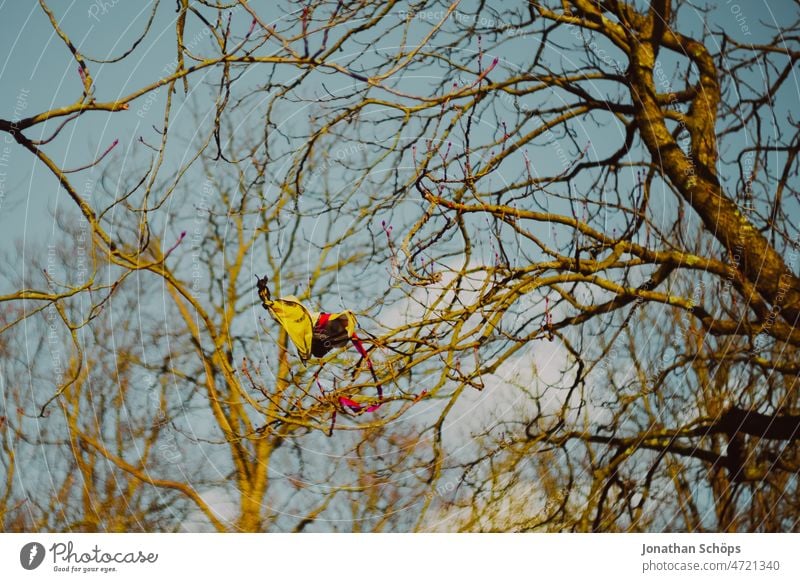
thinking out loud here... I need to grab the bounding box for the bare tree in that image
[1,0,799,532]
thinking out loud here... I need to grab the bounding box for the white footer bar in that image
[1,533,798,581]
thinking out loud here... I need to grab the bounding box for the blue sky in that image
[1,0,797,266]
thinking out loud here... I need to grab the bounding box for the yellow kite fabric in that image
[257,277,314,361]
[266,296,315,361]
[256,275,383,408]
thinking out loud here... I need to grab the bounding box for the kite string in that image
[351,334,383,400]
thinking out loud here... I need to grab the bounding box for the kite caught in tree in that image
[255,276,383,415]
